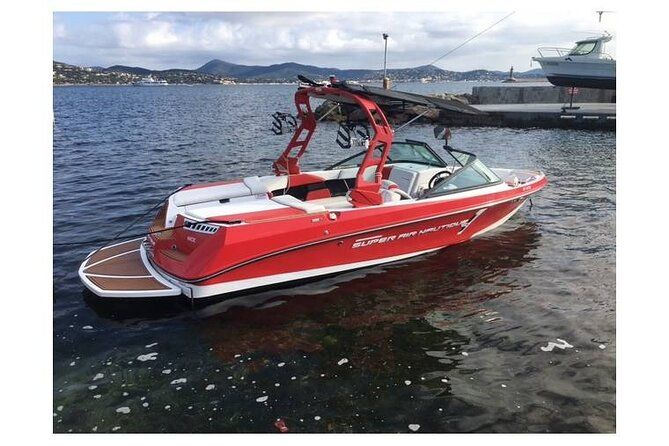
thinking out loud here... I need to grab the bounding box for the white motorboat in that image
[532,33,615,90]
[133,76,169,87]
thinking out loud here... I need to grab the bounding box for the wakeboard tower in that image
[78,76,546,300]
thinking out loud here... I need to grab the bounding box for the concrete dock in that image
[469,102,616,130]
[438,84,616,130]
[317,84,616,131]
[472,84,615,105]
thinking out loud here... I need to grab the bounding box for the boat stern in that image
[78,238,185,298]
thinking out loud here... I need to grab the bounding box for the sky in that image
[53,11,617,72]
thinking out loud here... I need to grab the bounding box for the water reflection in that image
[54,85,614,432]
[85,220,539,326]
[193,221,540,356]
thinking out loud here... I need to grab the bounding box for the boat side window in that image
[327,146,383,170]
[470,159,499,182]
[428,159,500,195]
[388,142,445,167]
[326,141,444,170]
[568,41,597,56]
[451,151,475,166]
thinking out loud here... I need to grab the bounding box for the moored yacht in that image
[532,33,615,89]
[133,75,169,86]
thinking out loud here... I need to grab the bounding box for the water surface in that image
[53,82,615,433]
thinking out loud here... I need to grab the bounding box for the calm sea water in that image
[53,82,615,433]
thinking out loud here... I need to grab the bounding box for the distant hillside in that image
[54,59,545,85]
[53,61,235,85]
[196,59,544,82]
[104,65,153,75]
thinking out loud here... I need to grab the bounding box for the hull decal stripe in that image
[152,184,542,285]
[457,208,487,235]
[187,247,442,298]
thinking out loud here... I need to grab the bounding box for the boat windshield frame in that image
[326,139,447,170]
[423,147,502,198]
[273,80,488,207]
[568,40,599,56]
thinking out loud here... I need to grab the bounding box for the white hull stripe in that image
[185,247,442,299]
[80,199,530,299]
[156,188,537,285]
[184,200,530,299]
[471,199,526,238]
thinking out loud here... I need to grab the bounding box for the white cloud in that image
[53,11,616,71]
[53,23,66,39]
[144,22,179,47]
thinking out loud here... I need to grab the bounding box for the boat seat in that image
[387,166,419,197]
[337,166,377,182]
[173,182,254,207]
[243,176,268,195]
[271,194,327,214]
[379,179,411,202]
[258,175,289,192]
[308,170,343,181]
[309,195,354,209]
[173,176,291,208]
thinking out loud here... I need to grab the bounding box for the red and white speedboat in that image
[79,78,547,300]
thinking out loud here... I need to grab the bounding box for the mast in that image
[382,33,390,89]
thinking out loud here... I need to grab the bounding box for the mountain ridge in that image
[195,59,543,82]
[53,59,545,85]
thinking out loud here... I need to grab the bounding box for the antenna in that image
[596,11,612,23]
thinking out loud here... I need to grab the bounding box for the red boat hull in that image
[78,82,547,300]
[144,176,544,299]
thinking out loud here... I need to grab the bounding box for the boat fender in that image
[505,175,519,187]
[381,180,412,200]
[381,189,402,203]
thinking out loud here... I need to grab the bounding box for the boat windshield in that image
[425,148,501,197]
[569,40,597,56]
[327,140,446,170]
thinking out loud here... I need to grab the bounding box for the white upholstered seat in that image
[172,182,253,207]
[271,195,326,214]
[308,195,354,209]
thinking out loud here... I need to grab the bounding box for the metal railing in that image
[536,47,615,60]
[536,47,572,57]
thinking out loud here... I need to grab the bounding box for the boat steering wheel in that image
[428,170,452,189]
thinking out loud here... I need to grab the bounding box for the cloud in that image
[53,11,616,71]
[53,22,67,40]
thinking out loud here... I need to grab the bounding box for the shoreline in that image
[53,79,549,88]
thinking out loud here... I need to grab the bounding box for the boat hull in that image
[153,195,533,299]
[534,57,616,90]
[546,75,615,90]
[80,171,546,300]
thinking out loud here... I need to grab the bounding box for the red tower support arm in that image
[272,86,395,207]
[272,90,316,175]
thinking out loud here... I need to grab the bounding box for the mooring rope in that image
[426,12,516,67]
[54,184,191,249]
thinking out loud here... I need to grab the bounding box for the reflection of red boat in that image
[79,77,547,300]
